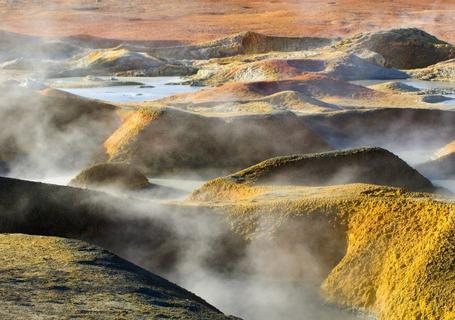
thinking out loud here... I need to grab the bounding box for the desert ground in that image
[2,0,455,44]
[0,1,454,320]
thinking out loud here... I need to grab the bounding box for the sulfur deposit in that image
[189,169,454,320]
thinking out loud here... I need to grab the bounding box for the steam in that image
[0,3,454,320]
[86,196,363,320]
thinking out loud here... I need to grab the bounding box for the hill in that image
[0,84,120,175]
[184,74,375,101]
[334,28,455,69]
[0,233,237,319]
[0,176,245,275]
[0,173,453,320]
[190,53,407,86]
[60,47,196,77]
[188,167,454,320]
[69,162,151,191]
[163,73,383,114]
[192,147,434,202]
[104,107,330,175]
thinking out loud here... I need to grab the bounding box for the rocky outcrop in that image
[335,28,455,69]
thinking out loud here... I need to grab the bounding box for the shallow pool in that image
[48,76,202,103]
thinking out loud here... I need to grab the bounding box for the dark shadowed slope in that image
[0,234,237,319]
[301,108,455,152]
[105,107,330,175]
[0,176,245,276]
[0,84,120,175]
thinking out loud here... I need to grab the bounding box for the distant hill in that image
[147,31,333,60]
[335,28,455,69]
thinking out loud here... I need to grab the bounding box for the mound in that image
[369,81,420,93]
[165,89,338,114]
[0,176,245,276]
[323,53,408,81]
[0,84,120,175]
[69,162,150,191]
[104,107,330,175]
[148,31,332,60]
[335,28,455,69]
[409,58,455,81]
[200,59,326,85]
[192,148,434,201]
[63,47,195,77]
[0,234,236,319]
[193,54,407,86]
[421,95,454,104]
[177,74,376,104]
[189,179,454,320]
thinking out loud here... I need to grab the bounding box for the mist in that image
[0,1,454,319]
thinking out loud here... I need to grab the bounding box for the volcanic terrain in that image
[0,5,454,320]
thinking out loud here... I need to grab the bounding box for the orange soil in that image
[1,1,455,44]
[169,74,376,103]
[434,139,455,159]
